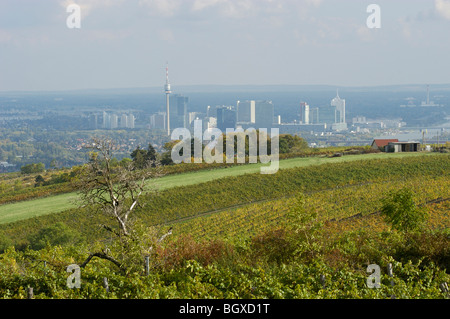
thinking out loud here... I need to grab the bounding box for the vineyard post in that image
[440,282,449,298]
[387,263,394,286]
[145,256,150,276]
[320,274,326,289]
[103,277,109,293]
[27,287,34,299]
[387,263,395,299]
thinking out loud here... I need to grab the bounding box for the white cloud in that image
[435,0,450,20]
[59,0,125,17]
[191,0,321,19]
[138,0,184,17]
[192,0,223,12]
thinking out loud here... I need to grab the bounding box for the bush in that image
[20,163,45,175]
[380,187,428,233]
[250,228,295,264]
[155,235,232,269]
[27,222,83,250]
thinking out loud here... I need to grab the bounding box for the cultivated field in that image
[0,152,431,225]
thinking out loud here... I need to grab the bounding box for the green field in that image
[0,152,434,225]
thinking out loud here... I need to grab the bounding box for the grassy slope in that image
[0,152,434,225]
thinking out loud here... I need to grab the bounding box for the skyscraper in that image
[150,112,166,130]
[330,90,348,131]
[237,100,256,124]
[300,102,310,125]
[164,63,171,136]
[176,95,189,129]
[331,90,346,124]
[216,106,237,132]
[237,100,274,128]
[255,100,274,128]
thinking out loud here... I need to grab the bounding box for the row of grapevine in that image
[168,175,450,241]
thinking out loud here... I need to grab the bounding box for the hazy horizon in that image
[1,1,450,92]
[2,83,450,95]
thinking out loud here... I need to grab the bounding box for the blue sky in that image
[1,0,450,91]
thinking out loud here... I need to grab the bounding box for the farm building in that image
[371,139,399,152]
[386,141,420,153]
[371,139,420,153]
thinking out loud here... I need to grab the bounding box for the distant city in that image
[1,69,449,172]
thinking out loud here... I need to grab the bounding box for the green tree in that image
[146,143,157,162]
[279,134,308,154]
[130,144,158,169]
[131,147,147,169]
[160,140,180,166]
[35,174,45,187]
[20,163,45,174]
[380,187,428,233]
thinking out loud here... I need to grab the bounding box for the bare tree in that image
[74,137,167,272]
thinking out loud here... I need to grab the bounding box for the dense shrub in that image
[154,235,233,270]
[27,222,84,251]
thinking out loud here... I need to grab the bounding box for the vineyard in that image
[0,153,449,299]
[167,175,450,241]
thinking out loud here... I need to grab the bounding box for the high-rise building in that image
[120,114,128,128]
[216,106,236,132]
[176,95,189,128]
[255,100,274,128]
[331,90,346,124]
[203,117,217,130]
[164,63,171,136]
[237,100,274,128]
[168,94,189,129]
[150,112,166,130]
[110,114,118,129]
[188,112,199,126]
[88,113,98,130]
[237,100,256,124]
[102,111,110,129]
[330,90,348,131]
[125,113,135,129]
[300,102,310,125]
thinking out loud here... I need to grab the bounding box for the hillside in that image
[0,152,432,225]
[0,153,448,299]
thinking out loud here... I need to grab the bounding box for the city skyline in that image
[1,0,450,92]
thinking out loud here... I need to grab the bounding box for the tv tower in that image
[164,62,172,136]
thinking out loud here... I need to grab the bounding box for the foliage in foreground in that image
[0,225,448,299]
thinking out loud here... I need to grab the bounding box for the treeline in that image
[0,128,167,171]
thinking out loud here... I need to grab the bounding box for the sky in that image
[1,0,450,92]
